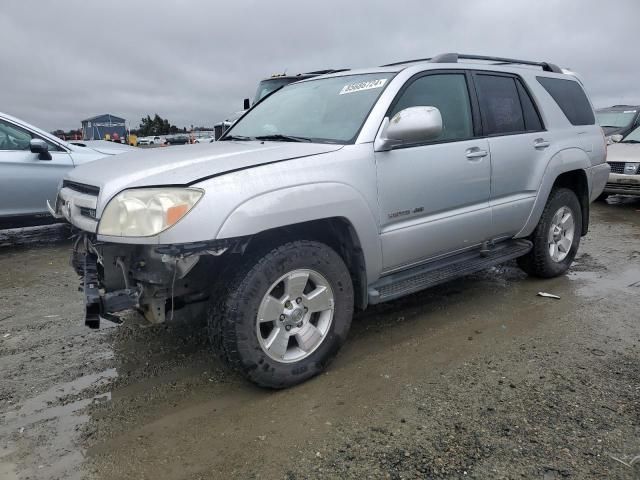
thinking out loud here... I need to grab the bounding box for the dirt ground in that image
[0,199,638,480]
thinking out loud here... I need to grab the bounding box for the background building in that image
[81,114,126,141]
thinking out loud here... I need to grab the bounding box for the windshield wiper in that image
[621,139,640,143]
[220,135,252,141]
[254,134,313,143]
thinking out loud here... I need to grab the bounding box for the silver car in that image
[0,112,134,228]
[599,126,640,199]
[54,53,609,388]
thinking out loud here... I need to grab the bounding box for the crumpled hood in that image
[65,141,343,205]
[607,143,640,163]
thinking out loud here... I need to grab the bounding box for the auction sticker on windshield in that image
[339,79,387,95]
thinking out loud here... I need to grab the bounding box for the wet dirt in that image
[0,199,639,479]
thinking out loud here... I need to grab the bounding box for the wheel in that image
[596,192,609,202]
[208,240,354,388]
[517,188,582,278]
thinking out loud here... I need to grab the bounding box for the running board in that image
[368,239,532,304]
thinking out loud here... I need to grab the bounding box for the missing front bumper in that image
[82,253,140,329]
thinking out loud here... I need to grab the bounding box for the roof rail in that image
[382,53,563,73]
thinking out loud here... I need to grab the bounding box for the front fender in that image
[216,182,382,282]
[516,147,591,238]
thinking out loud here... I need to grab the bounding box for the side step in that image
[368,239,532,304]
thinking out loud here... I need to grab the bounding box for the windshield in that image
[596,110,636,128]
[622,125,640,143]
[227,73,395,144]
[253,78,299,104]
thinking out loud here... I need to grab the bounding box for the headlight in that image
[98,188,203,237]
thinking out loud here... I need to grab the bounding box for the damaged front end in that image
[71,232,248,329]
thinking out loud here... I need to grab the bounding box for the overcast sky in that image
[1,0,638,131]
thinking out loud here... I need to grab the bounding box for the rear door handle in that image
[533,138,550,149]
[465,147,488,160]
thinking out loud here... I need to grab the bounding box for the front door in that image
[375,72,492,271]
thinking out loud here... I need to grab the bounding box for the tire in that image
[517,188,582,278]
[596,192,609,202]
[207,240,354,388]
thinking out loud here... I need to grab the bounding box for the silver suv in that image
[53,53,609,388]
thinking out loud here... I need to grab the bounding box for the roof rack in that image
[381,53,563,74]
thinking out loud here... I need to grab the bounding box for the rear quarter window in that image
[536,76,595,126]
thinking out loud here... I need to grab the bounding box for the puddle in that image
[568,268,640,298]
[0,369,117,480]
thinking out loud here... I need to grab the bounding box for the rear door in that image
[472,72,549,239]
[0,118,73,218]
[375,71,492,271]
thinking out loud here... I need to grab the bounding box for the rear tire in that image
[207,240,354,388]
[517,188,582,278]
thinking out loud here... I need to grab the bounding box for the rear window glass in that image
[536,77,595,126]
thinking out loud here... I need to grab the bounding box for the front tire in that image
[207,240,354,388]
[517,188,582,278]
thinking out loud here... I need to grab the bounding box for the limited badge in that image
[339,79,387,95]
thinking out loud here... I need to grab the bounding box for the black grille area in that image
[608,162,625,174]
[62,180,100,196]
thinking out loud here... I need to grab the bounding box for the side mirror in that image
[375,106,443,151]
[243,98,250,110]
[29,138,52,160]
[610,134,623,143]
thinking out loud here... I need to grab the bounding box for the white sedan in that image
[0,111,136,228]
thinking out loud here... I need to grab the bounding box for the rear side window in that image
[474,75,525,135]
[536,76,595,126]
[516,80,543,131]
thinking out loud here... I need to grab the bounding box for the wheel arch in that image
[516,148,591,238]
[216,183,382,309]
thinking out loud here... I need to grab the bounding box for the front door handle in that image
[465,147,488,160]
[534,138,551,149]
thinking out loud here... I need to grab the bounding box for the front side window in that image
[389,73,474,142]
[475,75,526,135]
[227,73,395,144]
[0,119,33,150]
[0,119,63,152]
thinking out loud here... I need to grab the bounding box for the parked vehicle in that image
[250,70,347,106]
[194,136,214,143]
[214,70,349,137]
[137,136,163,146]
[0,111,135,229]
[165,134,190,145]
[596,105,640,137]
[598,125,640,199]
[53,53,608,388]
